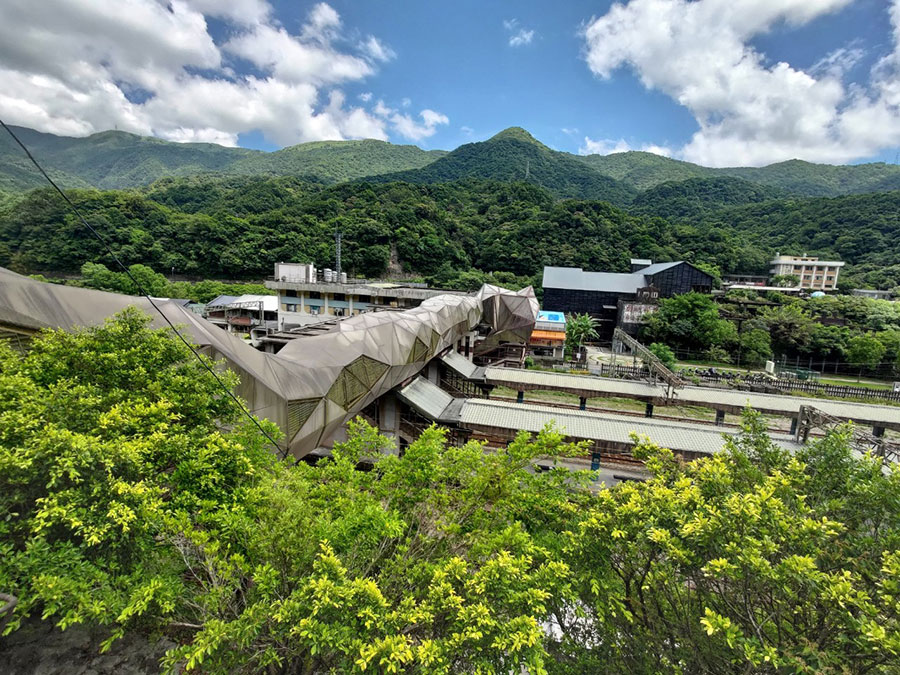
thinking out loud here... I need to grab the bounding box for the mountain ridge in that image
[2,124,900,198]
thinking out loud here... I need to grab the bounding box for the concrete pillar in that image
[579,397,587,411]
[874,426,886,438]
[378,393,400,454]
[789,416,798,435]
[715,409,725,426]
[348,295,354,315]
[323,293,329,316]
[517,390,524,404]
[645,403,654,418]
[426,360,440,385]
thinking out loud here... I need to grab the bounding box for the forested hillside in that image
[0,177,753,282]
[629,177,789,221]
[4,123,900,200]
[229,139,446,183]
[690,191,900,290]
[373,127,637,204]
[3,174,898,288]
[0,125,443,191]
[0,125,258,191]
[579,149,900,196]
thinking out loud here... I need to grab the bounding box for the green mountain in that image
[719,160,900,197]
[5,124,900,202]
[368,127,638,205]
[578,151,715,191]
[579,149,900,197]
[0,126,444,191]
[0,125,258,190]
[229,139,446,183]
[630,177,790,221]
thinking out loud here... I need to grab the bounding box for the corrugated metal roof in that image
[458,399,802,455]
[542,267,644,294]
[229,294,278,312]
[206,294,238,308]
[542,262,709,294]
[397,376,454,420]
[440,350,483,380]
[483,367,900,427]
[638,261,682,276]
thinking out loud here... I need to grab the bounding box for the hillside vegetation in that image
[0,125,443,191]
[230,139,446,183]
[4,123,900,200]
[630,177,789,220]
[0,178,744,281]
[372,128,637,204]
[579,149,900,196]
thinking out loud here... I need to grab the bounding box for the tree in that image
[551,411,900,674]
[0,310,586,673]
[565,313,599,360]
[738,328,772,367]
[648,342,676,369]
[846,333,887,379]
[759,303,816,356]
[642,292,737,353]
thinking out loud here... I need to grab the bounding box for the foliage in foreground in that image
[1,311,899,673]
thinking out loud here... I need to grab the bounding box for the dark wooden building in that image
[541,261,715,339]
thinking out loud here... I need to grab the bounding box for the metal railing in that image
[795,405,900,464]
[610,328,685,394]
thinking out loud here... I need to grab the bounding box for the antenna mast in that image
[335,229,342,280]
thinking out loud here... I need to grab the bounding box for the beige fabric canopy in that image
[0,267,537,456]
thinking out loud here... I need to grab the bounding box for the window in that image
[308,291,321,299]
[285,290,297,298]
[357,295,371,303]
[333,293,346,302]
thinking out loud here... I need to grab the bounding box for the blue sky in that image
[1,0,898,166]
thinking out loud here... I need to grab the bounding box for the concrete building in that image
[542,261,715,339]
[267,262,465,330]
[529,310,566,360]
[205,294,278,337]
[769,255,844,290]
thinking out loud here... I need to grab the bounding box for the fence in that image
[546,360,900,404]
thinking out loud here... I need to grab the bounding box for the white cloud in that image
[359,35,396,63]
[0,1,426,147]
[561,127,579,135]
[373,100,449,141]
[503,18,536,47]
[358,92,372,102]
[581,0,900,166]
[810,42,865,79]
[460,125,474,135]
[579,136,672,157]
[401,97,411,107]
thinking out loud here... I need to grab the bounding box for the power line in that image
[0,119,285,456]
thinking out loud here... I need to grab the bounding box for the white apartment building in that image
[769,255,844,291]
[267,262,464,330]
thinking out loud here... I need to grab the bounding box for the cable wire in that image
[0,119,285,455]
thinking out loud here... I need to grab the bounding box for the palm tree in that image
[565,313,599,360]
